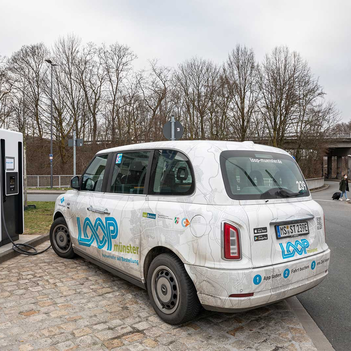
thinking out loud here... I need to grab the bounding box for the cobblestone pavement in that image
[0,243,318,351]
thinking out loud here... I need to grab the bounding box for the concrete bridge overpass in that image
[323,135,351,179]
[246,133,351,179]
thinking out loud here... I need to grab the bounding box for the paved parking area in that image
[0,243,318,351]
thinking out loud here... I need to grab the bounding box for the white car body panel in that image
[53,140,330,311]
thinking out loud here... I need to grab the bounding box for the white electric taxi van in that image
[50,141,330,324]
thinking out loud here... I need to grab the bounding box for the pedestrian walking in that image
[339,174,350,202]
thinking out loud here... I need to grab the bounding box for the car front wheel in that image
[50,217,75,259]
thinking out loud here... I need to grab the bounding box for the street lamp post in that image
[45,59,58,189]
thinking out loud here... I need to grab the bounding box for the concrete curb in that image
[0,234,50,264]
[310,184,330,193]
[287,297,335,351]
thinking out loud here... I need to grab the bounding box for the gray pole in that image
[73,129,76,176]
[50,65,53,189]
[171,115,175,141]
[22,84,27,207]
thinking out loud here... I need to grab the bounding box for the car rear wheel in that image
[147,253,201,325]
[50,217,75,259]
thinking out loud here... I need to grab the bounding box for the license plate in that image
[275,222,309,239]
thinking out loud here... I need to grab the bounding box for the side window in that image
[81,154,108,192]
[110,151,150,194]
[150,150,194,195]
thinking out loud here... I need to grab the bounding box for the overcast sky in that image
[1,0,350,122]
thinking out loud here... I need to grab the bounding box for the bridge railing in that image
[333,133,351,139]
[247,133,351,141]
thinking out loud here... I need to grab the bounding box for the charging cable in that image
[2,207,52,255]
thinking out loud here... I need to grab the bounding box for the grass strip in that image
[24,201,55,235]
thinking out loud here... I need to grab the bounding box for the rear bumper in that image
[185,249,330,311]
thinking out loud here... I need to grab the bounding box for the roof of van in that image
[97,140,290,156]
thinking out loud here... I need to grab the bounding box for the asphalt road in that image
[28,193,62,202]
[298,181,351,351]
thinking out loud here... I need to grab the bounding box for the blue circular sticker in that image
[283,269,290,279]
[253,274,262,285]
[311,261,316,270]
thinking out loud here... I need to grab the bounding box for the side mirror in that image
[71,176,80,190]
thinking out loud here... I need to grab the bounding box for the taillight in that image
[223,223,241,259]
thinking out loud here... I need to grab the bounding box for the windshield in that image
[220,150,310,200]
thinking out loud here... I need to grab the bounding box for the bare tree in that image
[8,44,50,138]
[223,45,259,141]
[207,74,230,140]
[258,47,305,147]
[54,36,85,138]
[174,58,220,139]
[0,56,13,128]
[293,71,338,162]
[139,60,172,141]
[0,39,341,178]
[100,43,136,143]
[76,43,105,143]
[332,119,351,136]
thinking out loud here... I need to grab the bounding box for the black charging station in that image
[0,130,24,247]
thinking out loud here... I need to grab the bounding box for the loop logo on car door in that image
[77,217,118,251]
[279,239,310,259]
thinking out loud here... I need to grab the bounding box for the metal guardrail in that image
[27,175,74,188]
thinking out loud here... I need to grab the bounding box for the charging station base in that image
[0,234,19,247]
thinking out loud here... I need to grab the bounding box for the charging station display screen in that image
[9,176,15,187]
[6,157,15,170]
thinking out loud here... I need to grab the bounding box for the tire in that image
[50,217,75,259]
[147,253,201,325]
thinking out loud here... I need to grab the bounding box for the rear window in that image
[220,150,310,200]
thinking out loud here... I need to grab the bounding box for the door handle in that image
[87,206,110,215]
